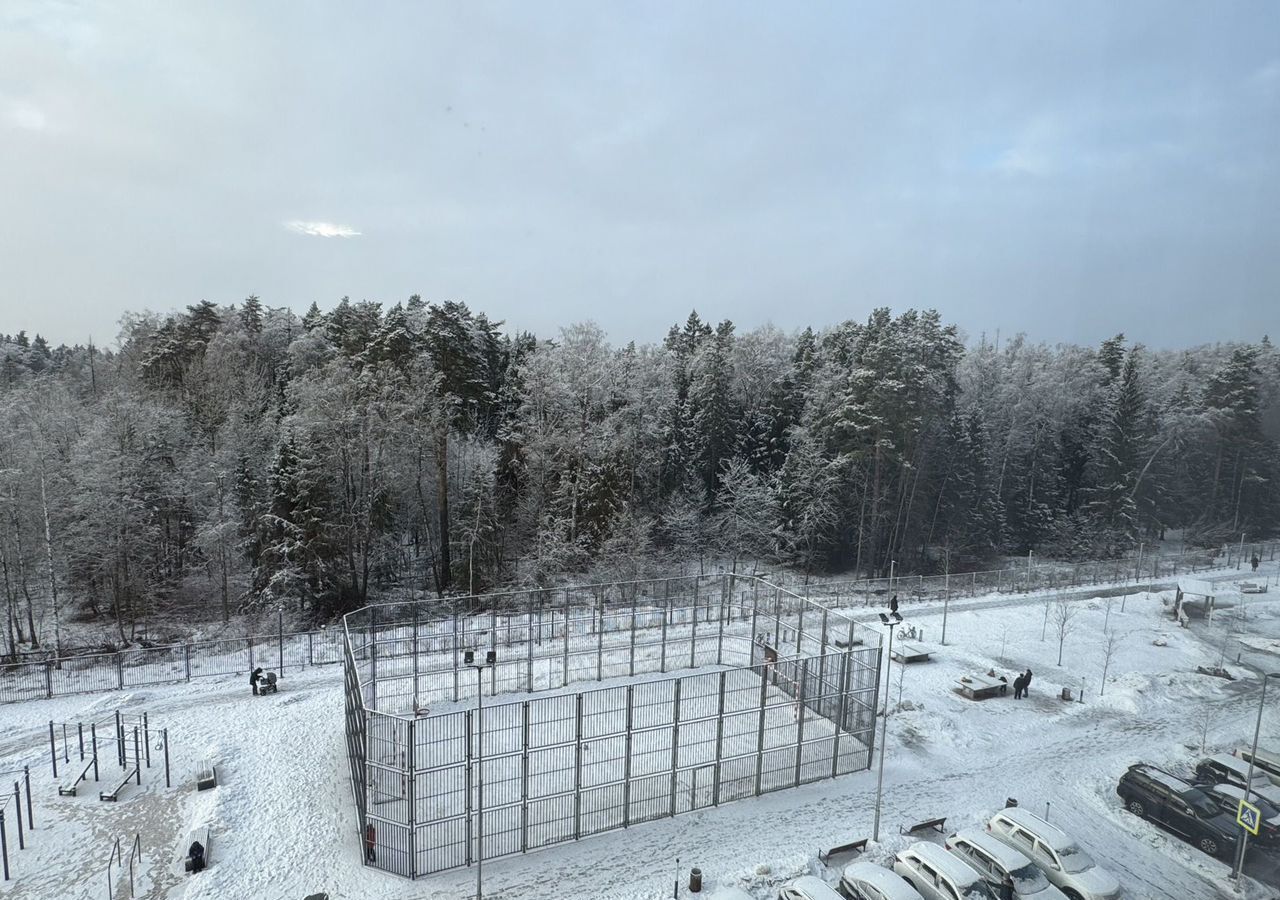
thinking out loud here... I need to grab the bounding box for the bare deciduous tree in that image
[1051,598,1079,666]
[1099,627,1120,695]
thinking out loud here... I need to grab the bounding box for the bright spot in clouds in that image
[284,220,361,237]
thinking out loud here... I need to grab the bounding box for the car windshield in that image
[1185,790,1223,817]
[1057,845,1095,874]
[1010,863,1052,892]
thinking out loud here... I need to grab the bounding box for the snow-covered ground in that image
[2,565,1280,900]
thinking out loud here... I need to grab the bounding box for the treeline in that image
[1,299,1277,654]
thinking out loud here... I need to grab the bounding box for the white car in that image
[986,807,1122,900]
[778,875,845,900]
[840,861,925,900]
[946,829,1069,900]
[1234,746,1280,787]
[1195,753,1280,807]
[894,841,996,900]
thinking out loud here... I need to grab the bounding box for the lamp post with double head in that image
[872,613,899,841]
[464,648,497,900]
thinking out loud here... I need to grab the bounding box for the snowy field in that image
[2,567,1280,899]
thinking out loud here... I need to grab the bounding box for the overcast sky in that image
[1,2,1277,350]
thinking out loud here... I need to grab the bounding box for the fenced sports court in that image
[342,574,882,878]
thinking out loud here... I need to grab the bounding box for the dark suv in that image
[1117,763,1242,859]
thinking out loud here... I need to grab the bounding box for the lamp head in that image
[486,650,497,666]
[464,649,475,666]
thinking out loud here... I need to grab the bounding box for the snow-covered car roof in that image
[841,861,924,900]
[900,841,985,887]
[787,875,844,899]
[1132,764,1194,793]
[951,828,1032,870]
[991,806,1075,852]
[1206,753,1268,780]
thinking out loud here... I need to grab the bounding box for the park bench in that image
[58,753,97,796]
[196,758,218,791]
[99,765,138,802]
[818,837,868,865]
[955,673,1008,700]
[891,643,933,664]
[900,816,947,835]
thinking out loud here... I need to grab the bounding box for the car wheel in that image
[1200,836,1221,857]
[1126,799,1146,817]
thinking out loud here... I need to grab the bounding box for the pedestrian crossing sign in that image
[1238,799,1261,836]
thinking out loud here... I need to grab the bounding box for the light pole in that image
[1231,671,1280,883]
[872,618,898,841]
[941,549,951,646]
[465,648,497,900]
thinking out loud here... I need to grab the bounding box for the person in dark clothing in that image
[1013,674,1026,700]
[1022,669,1033,697]
[364,822,377,862]
[187,840,205,873]
[1253,554,1261,572]
[250,667,263,696]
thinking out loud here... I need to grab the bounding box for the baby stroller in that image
[258,672,279,695]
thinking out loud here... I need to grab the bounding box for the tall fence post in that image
[23,767,32,830]
[48,722,57,779]
[116,652,124,690]
[660,600,669,673]
[712,671,727,806]
[407,717,417,879]
[91,724,99,781]
[163,728,170,789]
[716,595,726,666]
[621,684,635,828]
[629,595,638,678]
[562,589,571,688]
[12,783,23,850]
[44,662,52,700]
[573,693,584,839]
[753,664,770,796]
[278,607,285,675]
[689,594,699,669]
[1,809,9,881]
[793,659,809,787]
[831,651,851,778]
[184,643,191,682]
[668,678,682,816]
[143,713,151,768]
[464,708,473,867]
[520,700,531,852]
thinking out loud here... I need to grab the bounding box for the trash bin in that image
[689,868,702,892]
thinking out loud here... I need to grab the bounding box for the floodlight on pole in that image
[872,618,897,841]
[465,648,498,900]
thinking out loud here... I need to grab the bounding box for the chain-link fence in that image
[783,541,1279,610]
[342,574,881,879]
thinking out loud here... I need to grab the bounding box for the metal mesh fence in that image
[342,574,881,878]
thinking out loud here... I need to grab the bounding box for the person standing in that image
[1013,673,1026,700]
[1252,553,1261,572]
[1022,669,1033,697]
[250,667,263,696]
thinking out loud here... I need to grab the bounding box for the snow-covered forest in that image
[1,298,1277,653]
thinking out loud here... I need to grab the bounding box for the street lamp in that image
[872,615,900,841]
[1231,670,1280,883]
[464,648,497,900]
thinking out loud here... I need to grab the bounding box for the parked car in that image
[986,807,1122,900]
[1194,754,1280,806]
[893,842,996,900]
[1233,746,1280,787]
[840,861,925,900]
[1116,763,1242,858]
[1204,782,1280,844]
[779,876,846,900]
[946,829,1069,899]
